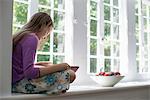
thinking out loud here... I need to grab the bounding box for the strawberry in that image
[99,72,105,76]
[104,73,109,76]
[115,72,121,76]
[96,74,99,76]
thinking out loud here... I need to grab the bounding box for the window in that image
[13,0,70,64]
[12,0,150,86]
[87,0,121,74]
[36,0,66,64]
[13,0,29,34]
[103,0,120,72]
[87,0,99,73]
[135,0,150,73]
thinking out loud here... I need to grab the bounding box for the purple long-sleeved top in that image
[12,33,40,84]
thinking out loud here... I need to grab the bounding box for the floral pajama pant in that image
[12,71,70,94]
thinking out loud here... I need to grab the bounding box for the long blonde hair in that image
[13,12,53,49]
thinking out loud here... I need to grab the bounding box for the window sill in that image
[1,81,150,100]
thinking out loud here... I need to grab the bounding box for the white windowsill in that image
[1,81,150,100]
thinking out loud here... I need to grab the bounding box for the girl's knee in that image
[67,69,76,83]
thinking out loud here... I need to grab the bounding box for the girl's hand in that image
[38,62,71,77]
[60,63,71,70]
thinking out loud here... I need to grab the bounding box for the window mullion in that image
[110,1,114,71]
[126,0,137,80]
[50,0,54,62]
[28,0,38,20]
[64,0,74,64]
[87,0,91,73]
[140,1,145,73]
[99,0,105,72]
[97,0,101,73]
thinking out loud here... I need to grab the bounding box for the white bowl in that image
[90,75,124,87]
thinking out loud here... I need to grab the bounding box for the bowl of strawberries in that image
[90,72,124,87]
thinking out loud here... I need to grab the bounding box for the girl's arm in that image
[39,63,70,77]
[35,61,52,66]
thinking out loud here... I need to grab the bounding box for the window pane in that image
[38,7,51,15]
[103,0,110,4]
[144,46,148,59]
[136,60,139,72]
[38,0,51,6]
[90,19,97,36]
[90,38,97,55]
[144,32,148,45]
[37,55,50,62]
[104,59,111,72]
[90,58,97,73]
[20,0,28,1]
[38,36,50,52]
[113,8,119,23]
[142,60,148,72]
[13,26,20,34]
[54,0,65,10]
[149,6,150,17]
[142,4,147,16]
[143,18,147,30]
[53,32,65,53]
[113,42,119,57]
[113,59,120,71]
[135,30,139,43]
[104,5,111,21]
[113,0,118,7]
[53,55,65,64]
[149,19,150,28]
[104,41,111,56]
[135,15,139,29]
[104,23,111,37]
[149,32,150,44]
[54,11,65,31]
[136,45,139,58]
[90,1,97,18]
[13,2,28,25]
[135,0,139,14]
[113,25,119,40]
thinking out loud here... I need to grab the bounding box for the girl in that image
[12,12,76,94]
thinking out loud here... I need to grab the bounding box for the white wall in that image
[0,0,13,96]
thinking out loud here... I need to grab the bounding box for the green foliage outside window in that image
[13,0,117,71]
[90,1,97,18]
[39,0,51,6]
[13,0,65,64]
[13,2,28,25]
[37,55,50,62]
[89,0,120,73]
[53,55,64,64]
[104,0,110,4]
[90,20,97,36]
[90,39,97,55]
[90,58,97,73]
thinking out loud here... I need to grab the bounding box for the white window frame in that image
[87,0,123,74]
[87,0,101,74]
[28,0,74,65]
[134,0,150,80]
